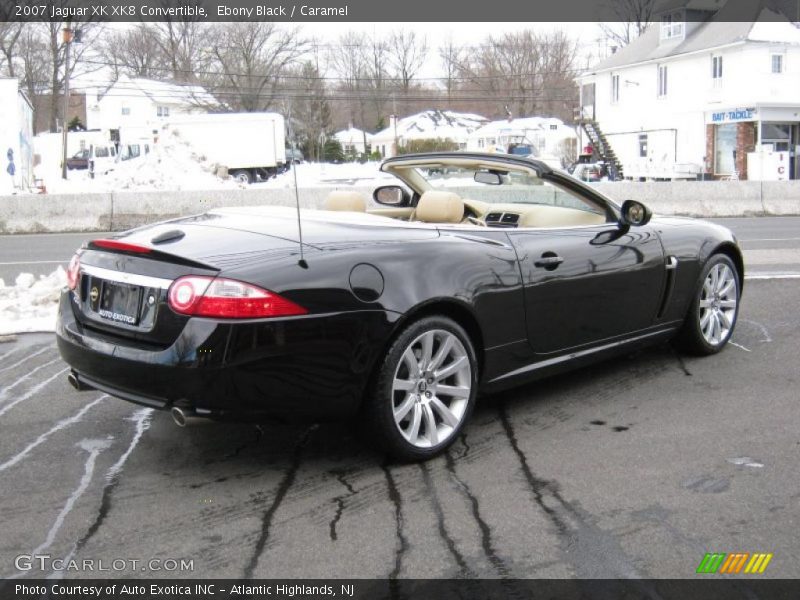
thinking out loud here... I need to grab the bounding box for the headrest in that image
[415,191,465,224]
[324,191,367,212]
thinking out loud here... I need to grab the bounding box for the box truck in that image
[167,112,287,184]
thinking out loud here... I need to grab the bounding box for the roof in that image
[334,127,373,142]
[469,117,576,138]
[588,2,800,73]
[102,75,218,107]
[372,110,488,142]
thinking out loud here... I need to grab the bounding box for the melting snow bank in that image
[0,268,66,335]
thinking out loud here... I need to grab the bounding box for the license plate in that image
[95,281,141,326]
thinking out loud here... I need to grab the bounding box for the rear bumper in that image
[56,291,394,421]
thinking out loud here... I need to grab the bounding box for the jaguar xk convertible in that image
[56,153,743,460]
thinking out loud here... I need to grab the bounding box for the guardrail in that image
[1,180,799,234]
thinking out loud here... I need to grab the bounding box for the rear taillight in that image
[67,254,81,290]
[167,276,307,319]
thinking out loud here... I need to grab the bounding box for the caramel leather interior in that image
[414,191,465,224]
[324,191,367,212]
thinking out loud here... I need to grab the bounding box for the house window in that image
[661,11,684,40]
[121,106,130,116]
[638,133,648,158]
[549,124,558,130]
[714,124,737,175]
[657,65,668,97]
[611,74,620,103]
[157,105,170,117]
[771,54,783,74]
[712,55,723,79]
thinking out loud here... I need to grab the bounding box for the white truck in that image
[167,112,287,184]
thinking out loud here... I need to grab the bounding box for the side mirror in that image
[373,185,410,207]
[619,199,652,227]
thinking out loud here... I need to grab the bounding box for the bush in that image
[397,138,460,155]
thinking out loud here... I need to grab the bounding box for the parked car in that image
[57,152,743,461]
[571,162,603,182]
[65,149,90,170]
[286,148,304,164]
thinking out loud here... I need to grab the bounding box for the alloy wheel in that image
[391,329,472,449]
[698,263,738,346]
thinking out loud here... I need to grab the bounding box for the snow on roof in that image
[748,13,800,43]
[372,110,488,142]
[130,77,218,107]
[587,2,800,74]
[100,75,218,107]
[470,117,575,138]
[334,127,374,143]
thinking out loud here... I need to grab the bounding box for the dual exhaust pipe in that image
[67,371,203,428]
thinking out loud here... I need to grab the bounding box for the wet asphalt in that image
[0,278,797,580]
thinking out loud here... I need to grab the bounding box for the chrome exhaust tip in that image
[67,371,92,391]
[171,406,203,427]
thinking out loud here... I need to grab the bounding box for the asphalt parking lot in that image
[0,277,797,580]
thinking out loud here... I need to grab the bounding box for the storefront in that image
[705,106,800,180]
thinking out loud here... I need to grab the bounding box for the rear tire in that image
[361,316,478,462]
[230,169,252,184]
[674,253,740,356]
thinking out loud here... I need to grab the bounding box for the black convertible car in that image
[56,153,743,460]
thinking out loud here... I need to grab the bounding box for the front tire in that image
[674,253,740,355]
[362,316,478,462]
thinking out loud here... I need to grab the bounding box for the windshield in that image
[411,165,604,215]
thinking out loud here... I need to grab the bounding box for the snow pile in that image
[0,268,67,335]
[258,161,394,189]
[99,127,246,191]
[38,127,246,195]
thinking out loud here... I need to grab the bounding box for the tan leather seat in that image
[415,191,465,223]
[324,191,367,212]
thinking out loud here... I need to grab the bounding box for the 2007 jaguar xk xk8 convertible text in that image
[56,153,743,461]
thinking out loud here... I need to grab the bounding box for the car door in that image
[509,221,665,356]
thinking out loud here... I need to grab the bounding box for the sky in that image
[70,21,609,86]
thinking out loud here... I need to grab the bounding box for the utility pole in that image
[60,22,73,180]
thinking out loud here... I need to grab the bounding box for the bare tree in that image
[291,60,332,161]
[151,19,209,82]
[207,22,308,111]
[328,31,368,129]
[37,21,103,131]
[387,29,428,92]
[99,24,165,79]
[453,29,579,122]
[16,26,48,102]
[0,21,23,77]
[363,33,389,124]
[438,35,463,107]
[599,0,655,47]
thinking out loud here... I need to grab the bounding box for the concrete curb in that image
[1,181,799,234]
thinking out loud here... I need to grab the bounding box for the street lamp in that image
[60,23,73,180]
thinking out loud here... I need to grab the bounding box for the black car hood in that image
[111,206,439,270]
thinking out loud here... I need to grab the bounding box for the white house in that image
[84,75,218,144]
[371,110,488,158]
[466,117,578,163]
[577,2,800,180]
[0,78,34,193]
[334,126,374,156]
